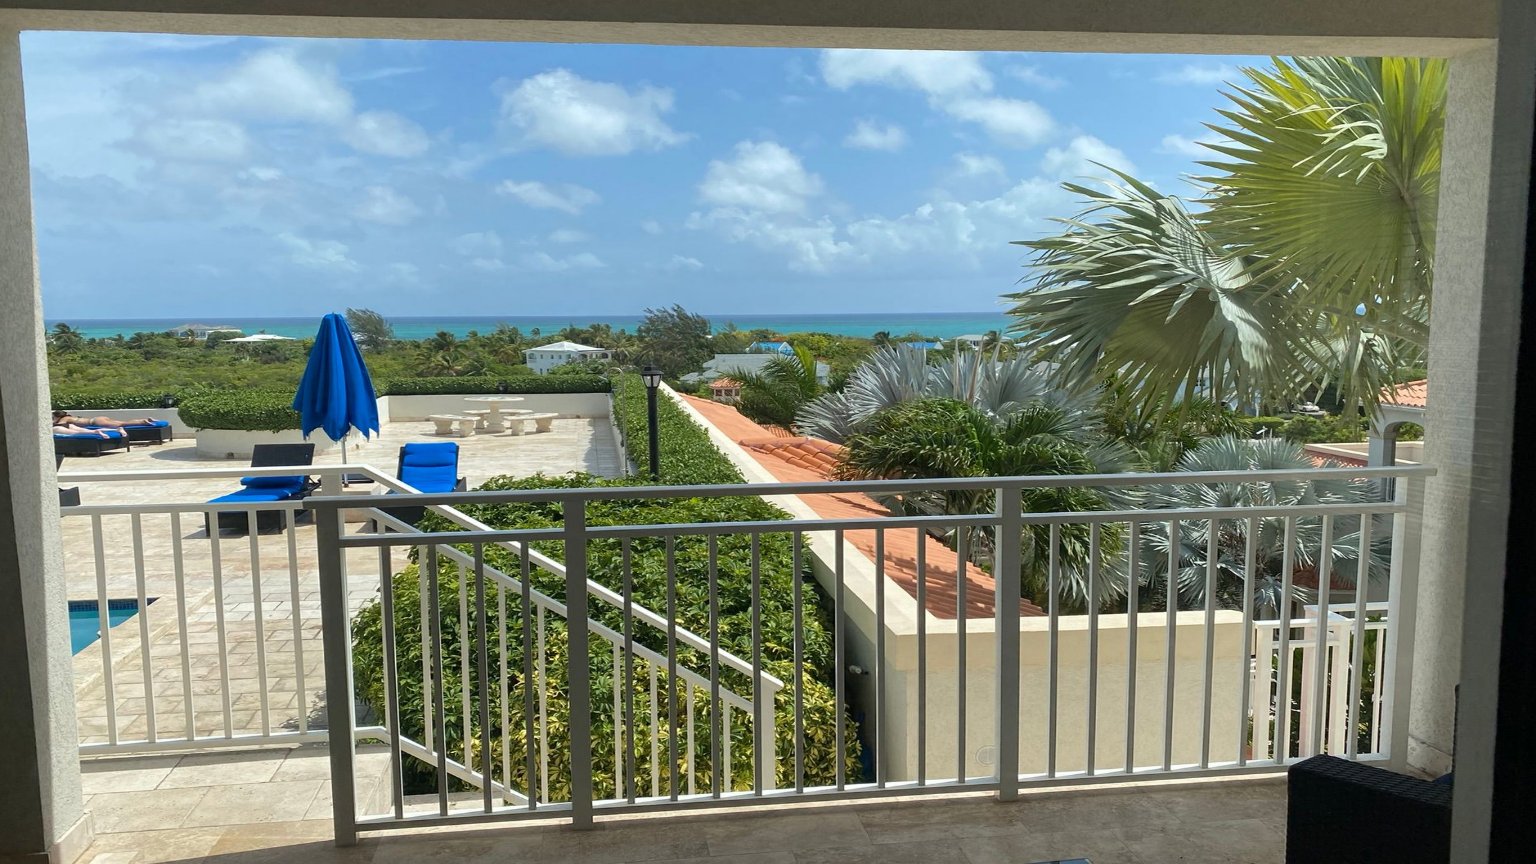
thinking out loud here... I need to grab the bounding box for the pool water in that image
[68,599,150,654]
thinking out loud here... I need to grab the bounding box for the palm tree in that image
[728,344,822,428]
[837,399,1128,610]
[49,323,85,353]
[796,344,1095,444]
[1135,435,1391,618]
[1007,57,1442,417]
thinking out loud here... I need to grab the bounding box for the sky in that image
[20,32,1264,319]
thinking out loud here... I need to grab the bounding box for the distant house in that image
[178,323,243,340]
[710,377,743,403]
[954,334,987,350]
[682,353,830,386]
[523,340,611,375]
[902,340,944,350]
[749,341,796,355]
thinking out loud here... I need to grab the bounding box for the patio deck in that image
[63,418,624,746]
[73,760,1286,864]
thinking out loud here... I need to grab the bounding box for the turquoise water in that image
[68,600,145,654]
[48,312,1015,342]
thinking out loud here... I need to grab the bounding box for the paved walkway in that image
[63,418,624,747]
[74,771,1286,864]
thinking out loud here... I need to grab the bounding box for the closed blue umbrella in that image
[292,313,379,463]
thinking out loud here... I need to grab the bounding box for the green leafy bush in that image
[51,389,193,410]
[350,374,860,798]
[1246,416,1289,437]
[1279,414,1366,444]
[176,390,301,431]
[611,375,744,485]
[379,376,610,396]
[1395,422,1424,441]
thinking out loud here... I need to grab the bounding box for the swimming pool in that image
[68,599,150,654]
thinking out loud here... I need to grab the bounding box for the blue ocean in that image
[50,312,1016,342]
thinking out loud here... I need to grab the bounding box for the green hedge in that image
[611,374,745,484]
[1247,416,1289,437]
[379,376,610,396]
[176,390,301,431]
[51,389,194,410]
[350,373,860,797]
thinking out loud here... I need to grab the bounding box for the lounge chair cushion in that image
[55,430,126,439]
[209,486,301,504]
[399,442,461,493]
[241,475,307,490]
[88,420,169,430]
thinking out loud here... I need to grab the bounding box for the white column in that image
[0,27,90,864]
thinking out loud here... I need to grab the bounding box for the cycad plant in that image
[837,399,1130,610]
[1135,435,1391,618]
[1008,57,1442,417]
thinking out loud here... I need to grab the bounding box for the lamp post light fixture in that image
[641,366,663,480]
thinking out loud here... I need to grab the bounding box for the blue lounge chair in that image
[91,419,173,444]
[205,443,317,535]
[380,442,466,527]
[54,428,130,458]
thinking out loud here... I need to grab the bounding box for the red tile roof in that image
[679,394,1045,620]
[1381,379,1427,408]
[710,378,742,389]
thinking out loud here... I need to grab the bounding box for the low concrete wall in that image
[194,428,343,460]
[381,392,610,421]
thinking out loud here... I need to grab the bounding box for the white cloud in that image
[520,251,605,272]
[1008,65,1067,90]
[343,110,430,157]
[185,51,353,125]
[665,255,704,271]
[277,233,358,271]
[384,262,420,284]
[496,180,601,215]
[1156,63,1240,86]
[699,141,823,215]
[450,231,502,257]
[1039,135,1137,180]
[946,97,1056,148]
[1157,133,1217,157]
[640,219,664,235]
[499,68,687,156]
[352,185,421,226]
[820,49,991,97]
[819,49,1057,149]
[548,228,590,244]
[953,152,1006,179]
[138,118,252,162]
[471,257,506,272]
[843,119,908,152]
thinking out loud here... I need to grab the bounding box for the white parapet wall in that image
[667,384,1250,782]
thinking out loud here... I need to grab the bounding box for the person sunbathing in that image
[52,411,156,428]
[53,421,112,438]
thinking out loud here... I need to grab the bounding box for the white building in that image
[954,333,987,350]
[522,340,611,374]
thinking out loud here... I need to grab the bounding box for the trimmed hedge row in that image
[51,375,610,410]
[176,391,302,432]
[378,375,610,396]
[610,374,745,484]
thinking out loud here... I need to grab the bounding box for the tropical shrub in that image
[728,345,822,428]
[1279,414,1366,444]
[1135,436,1391,618]
[51,388,196,410]
[611,375,744,485]
[176,390,301,431]
[1248,417,1290,438]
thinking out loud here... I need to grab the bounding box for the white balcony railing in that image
[299,464,1430,843]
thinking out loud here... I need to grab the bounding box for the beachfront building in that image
[749,340,795,355]
[709,377,743,403]
[176,322,242,340]
[953,333,987,350]
[523,340,611,374]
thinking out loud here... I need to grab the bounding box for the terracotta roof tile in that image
[679,394,1045,619]
[1381,379,1427,408]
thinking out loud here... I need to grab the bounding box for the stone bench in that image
[463,409,491,430]
[428,414,477,437]
[505,412,558,435]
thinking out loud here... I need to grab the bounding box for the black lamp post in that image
[641,366,663,480]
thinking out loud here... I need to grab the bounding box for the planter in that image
[194,428,345,460]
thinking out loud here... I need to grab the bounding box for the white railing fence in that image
[306,464,1431,844]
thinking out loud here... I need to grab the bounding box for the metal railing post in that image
[316,503,357,846]
[1383,475,1425,772]
[993,485,1022,801]
[564,497,595,828]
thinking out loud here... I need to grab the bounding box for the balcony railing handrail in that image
[302,463,1435,509]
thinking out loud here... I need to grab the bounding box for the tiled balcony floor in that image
[75,755,1286,864]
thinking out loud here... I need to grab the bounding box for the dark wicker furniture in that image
[1286,755,1451,864]
[205,443,317,535]
[53,431,130,457]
